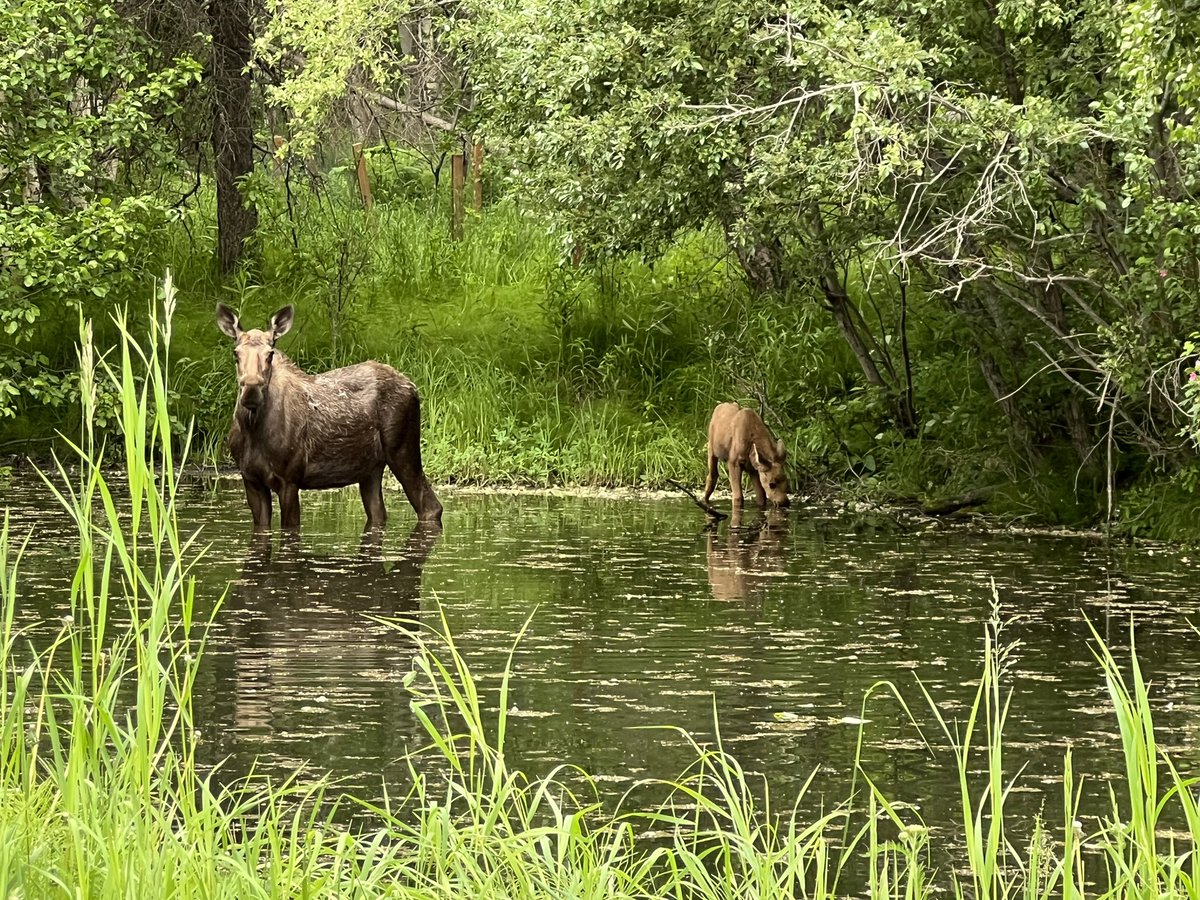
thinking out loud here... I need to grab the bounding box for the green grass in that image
[148,178,752,488]
[3,294,1200,896]
[0,158,1143,528]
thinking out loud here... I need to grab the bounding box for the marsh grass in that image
[159,182,735,485]
[3,295,1200,896]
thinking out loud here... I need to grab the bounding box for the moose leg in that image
[702,449,719,503]
[359,471,388,527]
[752,471,768,508]
[728,462,745,506]
[383,401,443,525]
[278,483,301,529]
[390,454,443,525]
[244,478,272,530]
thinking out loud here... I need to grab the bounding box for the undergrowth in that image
[0,160,1161,531]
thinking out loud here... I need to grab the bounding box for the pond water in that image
[7,472,1200,841]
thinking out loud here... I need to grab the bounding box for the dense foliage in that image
[2,0,1200,534]
[0,0,200,417]
[457,0,1200,513]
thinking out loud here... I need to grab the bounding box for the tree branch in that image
[667,479,728,520]
[363,90,459,134]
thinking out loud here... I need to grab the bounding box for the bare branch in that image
[362,89,460,134]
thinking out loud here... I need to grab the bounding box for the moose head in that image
[750,440,789,507]
[216,304,294,413]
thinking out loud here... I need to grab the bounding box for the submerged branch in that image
[666,479,728,520]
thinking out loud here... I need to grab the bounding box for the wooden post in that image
[472,141,484,211]
[352,142,373,210]
[272,135,285,172]
[451,152,465,240]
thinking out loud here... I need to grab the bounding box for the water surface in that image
[8,474,1200,838]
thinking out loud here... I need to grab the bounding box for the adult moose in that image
[216,304,443,529]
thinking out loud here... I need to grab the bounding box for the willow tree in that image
[454,0,1200,482]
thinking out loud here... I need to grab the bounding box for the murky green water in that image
[8,473,1200,835]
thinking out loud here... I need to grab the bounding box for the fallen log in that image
[921,486,996,516]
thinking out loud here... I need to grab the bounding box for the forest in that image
[2,0,1200,537]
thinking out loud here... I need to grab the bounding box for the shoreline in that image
[180,465,1151,546]
[5,455,1165,546]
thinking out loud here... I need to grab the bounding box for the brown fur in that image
[217,303,443,529]
[702,402,789,508]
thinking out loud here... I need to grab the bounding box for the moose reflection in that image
[216,303,442,530]
[217,523,440,739]
[706,508,790,601]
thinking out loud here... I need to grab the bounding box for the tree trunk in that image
[209,0,258,274]
[805,208,917,434]
[980,0,1024,105]
[821,271,919,436]
[732,236,788,296]
[35,160,53,203]
[718,168,788,297]
[1040,278,1100,470]
[957,282,1042,464]
[822,273,887,389]
[976,348,1042,464]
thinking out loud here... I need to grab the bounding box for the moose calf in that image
[702,402,789,508]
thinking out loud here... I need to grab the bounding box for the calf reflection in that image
[706,508,790,601]
[221,523,441,737]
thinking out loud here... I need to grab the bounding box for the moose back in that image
[217,303,443,529]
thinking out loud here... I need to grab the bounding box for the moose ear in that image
[216,303,241,339]
[775,438,787,461]
[269,305,294,339]
[750,445,766,471]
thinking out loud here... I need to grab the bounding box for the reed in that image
[2,292,1199,896]
[0,278,378,896]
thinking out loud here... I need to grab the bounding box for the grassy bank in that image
[152,184,740,489]
[0,162,1017,489]
[1,164,1187,533]
[3,293,1200,896]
